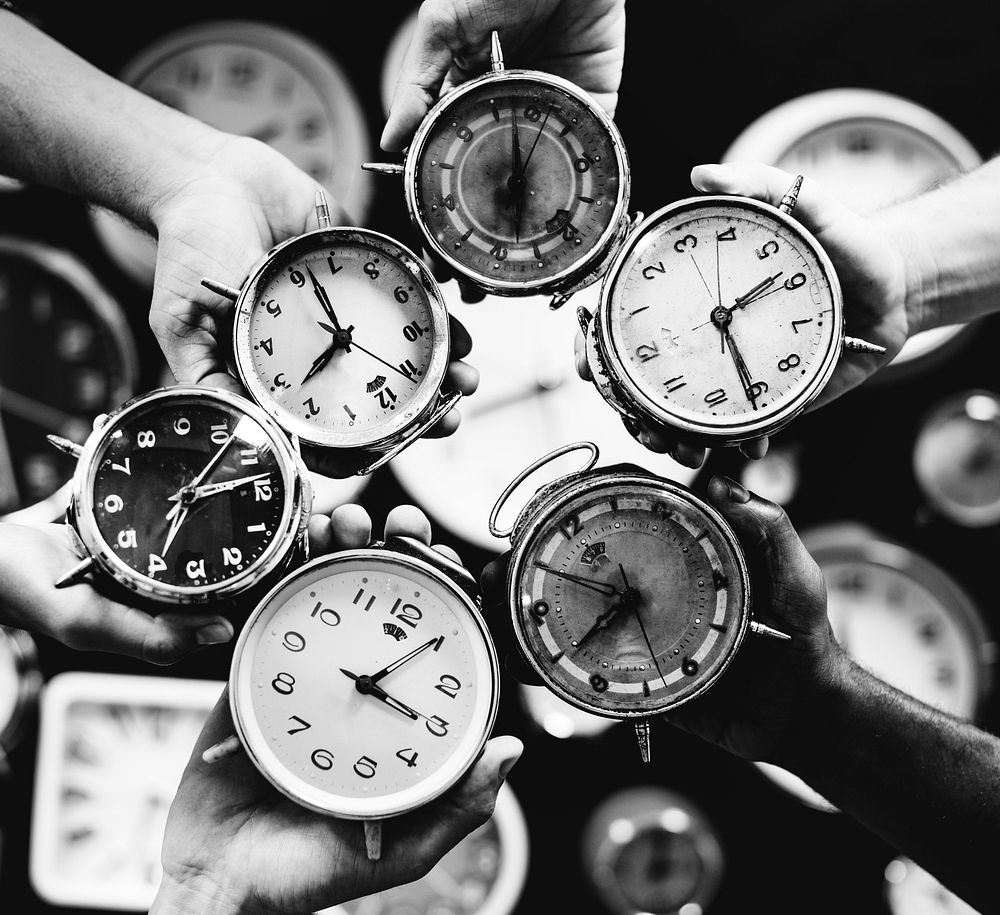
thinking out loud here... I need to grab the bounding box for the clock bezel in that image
[232,227,452,452]
[506,469,751,719]
[230,547,501,820]
[69,384,309,605]
[595,195,845,445]
[403,67,632,297]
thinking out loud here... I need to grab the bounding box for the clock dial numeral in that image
[635,342,660,362]
[272,672,295,694]
[777,354,801,372]
[704,388,728,406]
[390,599,422,629]
[287,715,311,734]
[353,755,378,779]
[791,318,813,333]
[434,674,461,698]
[311,748,334,770]
[396,747,419,767]
[756,240,779,259]
[673,234,697,253]
[282,631,306,652]
[425,715,450,737]
[310,601,341,627]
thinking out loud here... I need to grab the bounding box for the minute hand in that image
[369,637,439,684]
[733,272,783,310]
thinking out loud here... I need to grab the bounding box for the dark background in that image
[2,1,1000,913]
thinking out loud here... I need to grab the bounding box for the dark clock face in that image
[413,76,624,289]
[0,241,136,521]
[88,395,289,590]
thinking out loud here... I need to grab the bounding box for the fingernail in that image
[692,163,732,189]
[716,474,750,503]
[196,622,234,645]
[498,753,520,783]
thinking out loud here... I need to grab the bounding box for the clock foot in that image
[45,434,83,459]
[844,336,888,355]
[202,734,243,765]
[365,820,383,861]
[200,277,241,302]
[634,719,652,763]
[54,557,95,589]
[778,175,804,216]
[750,620,792,641]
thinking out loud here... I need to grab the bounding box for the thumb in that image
[690,162,857,238]
[705,475,827,638]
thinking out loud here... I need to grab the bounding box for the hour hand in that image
[302,343,338,385]
[733,272,783,309]
[340,669,419,721]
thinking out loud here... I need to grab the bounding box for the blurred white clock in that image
[322,783,529,915]
[389,283,702,551]
[90,20,373,285]
[30,672,223,910]
[723,88,981,376]
[755,524,995,811]
[0,625,41,768]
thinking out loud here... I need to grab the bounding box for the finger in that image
[705,475,825,633]
[61,601,233,665]
[740,437,769,461]
[634,424,707,470]
[432,543,462,565]
[444,360,479,396]
[690,163,854,236]
[384,504,433,544]
[448,314,473,360]
[382,3,482,151]
[574,331,592,380]
[325,504,373,551]
[458,279,487,304]
[424,406,460,438]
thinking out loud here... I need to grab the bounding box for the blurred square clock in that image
[29,672,223,910]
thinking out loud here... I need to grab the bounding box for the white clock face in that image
[602,197,841,442]
[89,21,373,285]
[390,283,702,551]
[30,673,223,911]
[231,551,499,819]
[235,231,449,449]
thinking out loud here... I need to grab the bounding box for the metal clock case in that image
[913,390,1000,528]
[580,191,883,447]
[229,535,500,860]
[0,625,42,770]
[491,443,788,763]
[365,32,631,307]
[581,787,725,915]
[722,88,982,379]
[0,237,138,523]
[56,384,311,607]
[204,196,457,476]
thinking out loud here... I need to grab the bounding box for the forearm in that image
[779,659,1000,914]
[873,156,1000,335]
[0,11,227,228]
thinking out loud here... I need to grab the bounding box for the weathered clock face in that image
[411,73,626,291]
[510,476,749,716]
[601,196,842,443]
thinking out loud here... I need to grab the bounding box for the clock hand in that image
[535,563,621,597]
[301,342,339,386]
[164,431,238,522]
[169,472,272,502]
[305,265,343,331]
[368,636,441,684]
[733,272,784,310]
[520,103,553,179]
[348,339,419,384]
[159,505,188,558]
[620,563,667,684]
[341,669,420,720]
[508,107,526,242]
[574,598,629,650]
[723,325,760,410]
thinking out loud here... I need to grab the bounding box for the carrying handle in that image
[488,442,599,540]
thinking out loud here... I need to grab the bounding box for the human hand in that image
[153,503,523,915]
[0,521,233,664]
[148,135,478,477]
[575,162,909,469]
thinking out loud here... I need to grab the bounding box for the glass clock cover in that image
[231,544,500,820]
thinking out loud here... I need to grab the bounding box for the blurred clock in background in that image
[913,389,1000,528]
[581,787,725,915]
[29,673,222,911]
[389,284,702,551]
[723,88,982,378]
[0,626,42,772]
[0,237,138,522]
[755,523,995,811]
[519,683,617,741]
[325,784,529,915]
[89,20,373,285]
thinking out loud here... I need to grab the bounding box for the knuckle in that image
[142,633,186,666]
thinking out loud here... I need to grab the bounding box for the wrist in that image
[151,871,278,915]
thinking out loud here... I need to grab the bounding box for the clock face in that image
[235,229,450,450]
[77,387,299,599]
[231,549,499,819]
[582,788,725,915]
[89,21,373,285]
[0,238,137,523]
[913,390,1000,527]
[329,784,529,915]
[29,673,223,911]
[410,73,627,292]
[723,89,981,373]
[600,196,842,443]
[509,475,749,717]
[754,525,993,810]
[389,284,702,551]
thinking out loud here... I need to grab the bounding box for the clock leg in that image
[634,719,652,764]
[364,819,383,861]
